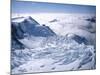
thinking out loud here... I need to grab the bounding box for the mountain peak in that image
[12,16,40,25]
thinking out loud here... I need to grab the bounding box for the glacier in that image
[11,13,96,74]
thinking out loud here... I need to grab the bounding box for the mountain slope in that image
[11,16,56,49]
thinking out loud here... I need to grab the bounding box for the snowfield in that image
[11,13,96,74]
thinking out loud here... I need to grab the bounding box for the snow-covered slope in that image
[11,36,95,74]
[12,16,56,37]
[66,33,88,44]
[11,16,56,49]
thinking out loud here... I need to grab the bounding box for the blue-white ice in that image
[11,13,96,74]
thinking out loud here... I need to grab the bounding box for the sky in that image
[11,0,96,14]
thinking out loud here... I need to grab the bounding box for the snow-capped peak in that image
[12,16,40,25]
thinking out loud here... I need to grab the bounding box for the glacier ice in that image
[11,36,96,74]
